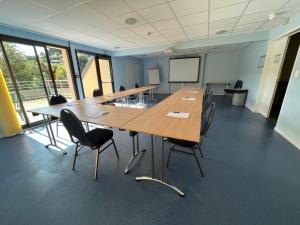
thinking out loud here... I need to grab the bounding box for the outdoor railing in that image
[6,80,72,100]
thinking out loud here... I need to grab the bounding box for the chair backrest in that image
[135,83,139,88]
[49,94,67,106]
[60,109,88,145]
[119,85,125,91]
[201,102,216,136]
[93,88,103,97]
[203,90,212,112]
[234,80,243,89]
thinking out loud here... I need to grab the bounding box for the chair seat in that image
[167,138,196,148]
[86,128,113,148]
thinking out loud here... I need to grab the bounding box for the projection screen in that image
[169,57,200,83]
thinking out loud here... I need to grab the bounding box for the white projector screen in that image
[169,57,200,83]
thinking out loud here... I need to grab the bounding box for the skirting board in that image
[245,103,256,112]
[275,126,300,150]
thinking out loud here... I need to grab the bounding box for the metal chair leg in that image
[196,144,204,158]
[192,149,204,177]
[111,138,119,159]
[94,148,100,180]
[56,121,59,137]
[72,143,78,170]
[166,144,175,168]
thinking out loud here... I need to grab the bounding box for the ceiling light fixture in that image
[125,17,138,25]
[216,29,228,35]
[269,12,276,20]
[114,46,120,49]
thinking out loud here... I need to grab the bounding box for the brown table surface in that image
[82,85,158,104]
[121,87,203,143]
[29,103,147,129]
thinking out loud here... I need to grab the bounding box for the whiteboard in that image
[148,68,160,85]
[169,57,200,82]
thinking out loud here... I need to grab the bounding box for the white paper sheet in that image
[182,97,196,101]
[166,112,190,119]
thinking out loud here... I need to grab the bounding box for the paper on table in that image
[166,112,190,119]
[182,97,196,101]
[85,110,107,119]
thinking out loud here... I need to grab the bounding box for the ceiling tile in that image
[169,0,208,16]
[183,23,208,34]
[31,0,79,11]
[209,17,238,31]
[258,19,282,30]
[125,0,166,10]
[27,20,69,34]
[178,11,208,26]
[238,11,272,25]
[0,0,57,25]
[233,21,264,33]
[244,0,288,15]
[187,33,208,40]
[160,27,185,36]
[152,18,180,31]
[138,3,174,22]
[88,0,132,16]
[210,0,248,10]
[128,24,158,37]
[210,3,247,21]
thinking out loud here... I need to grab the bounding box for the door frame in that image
[0,34,79,128]
[75,49,114,98]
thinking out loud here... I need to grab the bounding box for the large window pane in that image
[3,42,48,124]
[0,44,26,125]
[99,58,113,95]
[77,52,99,98]
[47,46,76,100]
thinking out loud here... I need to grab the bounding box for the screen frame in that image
[168,56,201,83]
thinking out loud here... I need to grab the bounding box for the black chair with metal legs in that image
[49,94,67,137]
[166,102,216,177]
[60,109,119,180]
[93,88,103,97]
[203,89,213,113]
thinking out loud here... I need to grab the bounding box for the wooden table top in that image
[121,87,203,143]
[85,85,158,104]
[29,103,147,129]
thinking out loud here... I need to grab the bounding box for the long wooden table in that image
[121,87,203,196]
[72,85,158,105]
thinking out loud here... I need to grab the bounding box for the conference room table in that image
[29,86,203,196]
[121,87,203,196]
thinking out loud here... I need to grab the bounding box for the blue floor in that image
[1,96,300,225]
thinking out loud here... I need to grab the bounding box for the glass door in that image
[98,57,114,95]
[0,38,78,128]
[1,41,49,125]
[76,51,100,98]
[47,46,76,101]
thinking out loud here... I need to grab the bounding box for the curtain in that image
[0,69,22,138]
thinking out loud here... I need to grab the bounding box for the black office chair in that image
[93,88,103,97]
[224,80,243,94]
[49,94,67,137]
[119,85,125,91]
[203,89,212,113]
[166,102,216,177]
[60,109,119,180]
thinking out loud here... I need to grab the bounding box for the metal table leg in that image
[135,135,185,197]
[124,133,146,174]
[43,114,67,155]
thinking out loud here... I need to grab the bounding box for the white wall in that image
[143,51,241,94]
[112,56,143,91]
[238,41,268,110]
